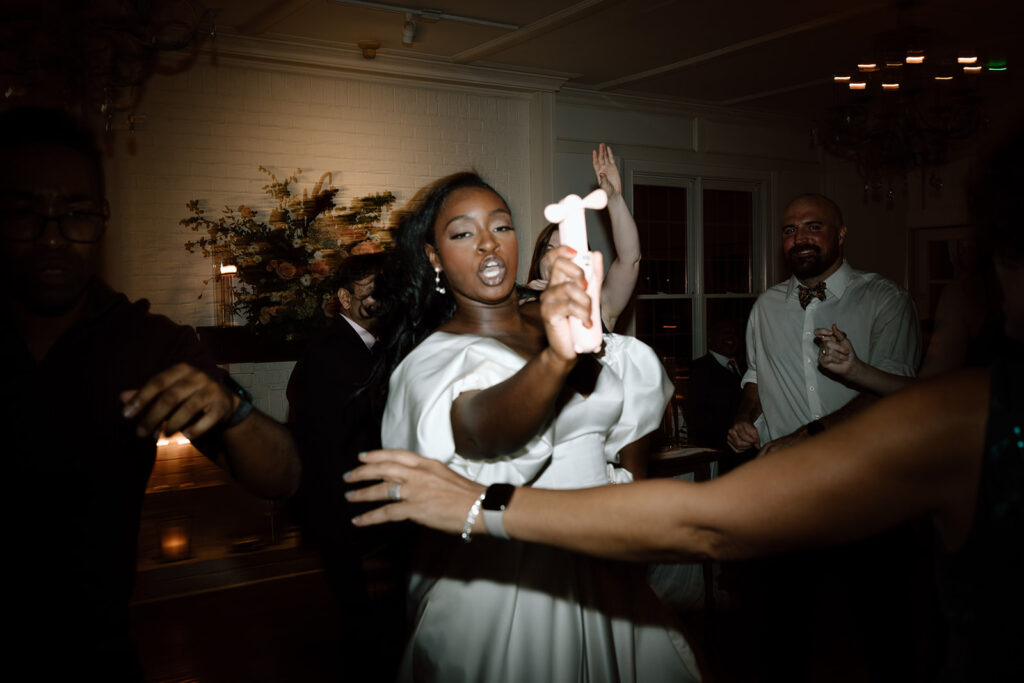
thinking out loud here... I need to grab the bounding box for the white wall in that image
[97,35,986,418]
[551,93,823,287]
[98,39,544,419]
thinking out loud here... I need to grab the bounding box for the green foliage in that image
[183,167,396,338]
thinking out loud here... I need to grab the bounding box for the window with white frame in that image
[626,170,769,444]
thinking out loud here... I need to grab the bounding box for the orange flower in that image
[276,261,297,279]
[351,240,383,255]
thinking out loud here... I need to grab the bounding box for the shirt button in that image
[809,386,815,391]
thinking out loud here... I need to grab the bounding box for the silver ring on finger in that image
[387,482,402,502]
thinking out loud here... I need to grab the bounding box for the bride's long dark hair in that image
[368,171,509,394]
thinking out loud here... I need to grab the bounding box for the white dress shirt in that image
[741,260,921,442]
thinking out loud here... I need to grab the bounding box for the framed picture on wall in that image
[907,225,974,332]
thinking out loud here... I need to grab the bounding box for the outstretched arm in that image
[122,363,300,499]
[593,143,640,332]
[347,368,988,562]
[450,249,599,459]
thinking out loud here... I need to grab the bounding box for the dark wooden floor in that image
[132,571,344,683]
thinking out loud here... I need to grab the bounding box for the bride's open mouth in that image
[478,255,507,285]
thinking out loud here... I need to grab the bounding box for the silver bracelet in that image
[461,492,487,543]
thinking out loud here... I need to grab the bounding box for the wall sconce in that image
[402,12,418,46]
[215,262,236,327]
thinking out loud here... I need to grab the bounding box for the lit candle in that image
[160,522,190,561]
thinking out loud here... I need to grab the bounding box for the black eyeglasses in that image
[2,207,108,243]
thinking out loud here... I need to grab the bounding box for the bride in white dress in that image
[372,172,702,682]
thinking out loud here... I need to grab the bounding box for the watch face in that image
[222,375,253,402]
[482,483,514,511]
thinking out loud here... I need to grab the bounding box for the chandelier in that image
[0,0,215,134]
[815,26,1007,203]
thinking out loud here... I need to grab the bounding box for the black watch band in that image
[481,483,515,540]
[220,375,254,429]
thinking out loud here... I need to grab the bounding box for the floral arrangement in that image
[183,166,396,337]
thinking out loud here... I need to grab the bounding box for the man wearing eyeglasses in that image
[2,107,301,681]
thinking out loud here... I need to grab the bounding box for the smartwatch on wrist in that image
[481,483,515,540]
[220,375,254,429]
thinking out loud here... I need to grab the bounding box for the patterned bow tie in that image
[797,282,827,309]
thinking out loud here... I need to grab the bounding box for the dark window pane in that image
[705,296,757,369]
[635,295,692,415]
[634,184,686,294]
[703,188,753,294]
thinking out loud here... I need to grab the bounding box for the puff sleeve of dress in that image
[600,334,674,481]
[382,332,552,486]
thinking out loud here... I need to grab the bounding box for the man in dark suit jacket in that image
[287,252,406,679]
[687,320,744,453]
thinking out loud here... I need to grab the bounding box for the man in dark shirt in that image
[686,320,744,453]
[287,252,407,680]
[3,107,301,680]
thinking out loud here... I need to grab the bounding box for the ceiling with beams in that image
[209,0,1024,120]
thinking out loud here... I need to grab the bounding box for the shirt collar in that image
[340,313,376,350]
[785,259,852,302]
[708,349,734,369]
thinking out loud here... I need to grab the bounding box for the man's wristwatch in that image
[220,375,254,429]
[806,419,825,436]
[481,483,515,540]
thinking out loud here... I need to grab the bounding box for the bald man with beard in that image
[723,193,924,682]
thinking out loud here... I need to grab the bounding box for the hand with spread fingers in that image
[346,449,486,535]
[592,142,622,200]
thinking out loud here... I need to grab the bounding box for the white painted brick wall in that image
[102,60,532,418]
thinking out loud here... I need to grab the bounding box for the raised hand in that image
[592,142,622,200]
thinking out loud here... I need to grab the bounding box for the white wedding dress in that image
[382,331,703,683]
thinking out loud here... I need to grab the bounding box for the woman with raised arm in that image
[367,172,701,682]
[523,142,641,332]
[351,131,1024,681]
